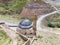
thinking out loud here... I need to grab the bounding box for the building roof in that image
[18,19,33,29]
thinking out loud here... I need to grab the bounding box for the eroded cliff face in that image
[20,0,55,19]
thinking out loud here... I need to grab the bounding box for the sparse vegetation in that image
[48,13,60,28]
[37,35,43,39]
[0,30,12,45]
[34,31,60,45]
[0,14,22,23]
[0,0,28,14]
[0,0,28,24]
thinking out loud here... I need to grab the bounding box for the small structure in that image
[18,19,32,29]
[17,19,35,37]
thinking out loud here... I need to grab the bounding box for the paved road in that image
[0,20,18,30]
[0,20,18,26]
[37,10,60,35]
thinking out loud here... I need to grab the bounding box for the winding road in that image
[37,10,60,35]
[32,5,60,45]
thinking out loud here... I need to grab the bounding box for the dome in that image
[18,19,33,29]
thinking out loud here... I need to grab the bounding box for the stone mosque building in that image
[17,0,56,37]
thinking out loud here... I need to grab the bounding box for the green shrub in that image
[48,22,60,28]
[37,35,43,39]
[0,7,6,12]
[48,23,55,28]
[56,23,60,28]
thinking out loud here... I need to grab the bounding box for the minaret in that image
[33,13,37,36]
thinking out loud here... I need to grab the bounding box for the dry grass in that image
[32,30,60,45]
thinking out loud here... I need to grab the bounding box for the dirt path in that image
[0,24,18,45]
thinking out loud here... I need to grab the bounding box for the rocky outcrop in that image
[20,0,55,19]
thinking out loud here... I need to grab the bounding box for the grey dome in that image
[18,19,32,29]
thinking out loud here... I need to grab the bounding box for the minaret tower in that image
[19,0,55,37]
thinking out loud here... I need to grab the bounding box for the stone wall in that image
[17,30,35,35]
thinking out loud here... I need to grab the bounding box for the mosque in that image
[17,0,56,37]
[17,19,35,37]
